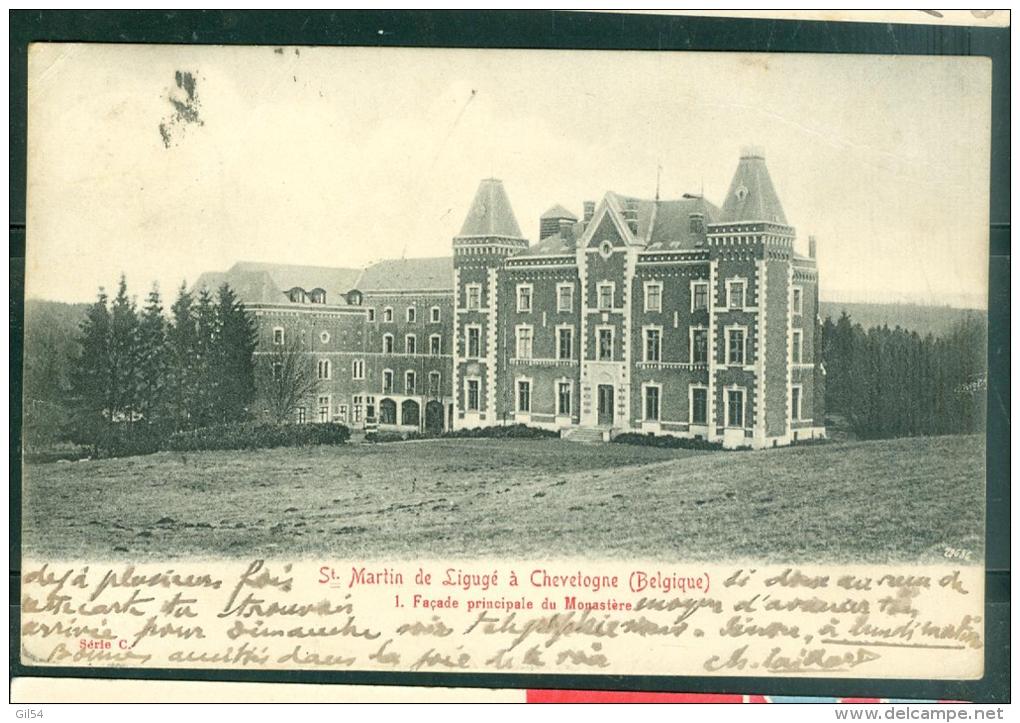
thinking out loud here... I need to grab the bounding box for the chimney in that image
[559,219,574,243]
[583,201,595,222]
[623,199,639,235]
[809,235,817,259]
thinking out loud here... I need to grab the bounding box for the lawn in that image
[20,435,985,563]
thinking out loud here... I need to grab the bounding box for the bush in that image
[364,431,405,444]
[444,424,559,440]
[612,432,722,451]
[167,422,350,452]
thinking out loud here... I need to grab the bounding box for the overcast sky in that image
[27,44,990,307]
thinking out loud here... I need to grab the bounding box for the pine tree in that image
[108,275,140,426]
[136,283,168,430]
[213,283,258,423]
[167,283,197,430]
[193,287,218,426]
[69,287,112,448]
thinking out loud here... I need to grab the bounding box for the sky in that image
[26,44,991,307]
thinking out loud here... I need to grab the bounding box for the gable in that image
[585,207,627,250]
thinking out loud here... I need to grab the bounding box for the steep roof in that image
[600,192,721,250]
[356,257,453,292]
[519,225,580,257]
[456,178,524,238]
[718,149,788,225]
[194,262,362,306]
[540,204,578,221]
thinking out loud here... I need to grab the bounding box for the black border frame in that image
[8,9,1011,704]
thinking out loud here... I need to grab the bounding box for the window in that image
[310,290,326,305]
[405,371,416,394]
[557,327,573,360]
[727,280,746,309]
[430,306,441,323]
[792,386,802,421]
[405,334,416,354]
[271,362,283,381]
[428,371,441,396]
[466,285,481,310]
[691,387,708,425]
[317,359,331,380]
[404,307,415,323]
[517,284,533,313]
[352,396,363,423]
[383,334,394,354]
[598,283,615,310]
[557,381,572,416]
[644,282,662,312]
[644,386,660,422]
[320,331,330,344]
[467,326,481,358]
[726,389,745,428]
[691,328,708,365]
[273,327,285,345]
[692,282,709,311]
[351,359,365,380]
[644,327,661,363]
[598,328,613,361]
[689,214,704,234]
[516,326,533,359]
[792,287,803,316]
[383,370,394,394]
[466,379,480,411]
[337,404,348,423]
[383,307,393,322]
[557,283,573,313]
[792,330,803,364]
[365,395,376,419]
[318,395,331,423]
[295,406,306,424]
[726,328,746,365]
[430,334,441,355]
[517,380,531,413]
[366,308,375,322]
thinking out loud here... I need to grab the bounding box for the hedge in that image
[167,422,350,452]
[365,423,559,443]
[611,432,722,451]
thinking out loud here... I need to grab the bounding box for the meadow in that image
[20,434,984,563]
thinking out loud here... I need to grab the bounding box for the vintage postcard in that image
[19,43,990,684]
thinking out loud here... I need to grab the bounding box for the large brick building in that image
[198,149,824,448]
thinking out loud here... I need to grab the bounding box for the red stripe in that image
[526,690,743,703]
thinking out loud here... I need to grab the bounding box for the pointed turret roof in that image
[456,178,524,238]
[719,148,788,225]
[540,204,577,221]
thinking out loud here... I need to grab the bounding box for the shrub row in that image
[167,422,350,452]
[364,423,559,444]
[611,432,723,451]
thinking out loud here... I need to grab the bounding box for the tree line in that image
[68,275,258,452]
[821,312,986,439]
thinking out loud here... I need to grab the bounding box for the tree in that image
[211,283,258,423]
[69,287,112,446]
[259,337,320,423]
[108,274,140,425]
[167,283,198,430]
[136,283,168,428]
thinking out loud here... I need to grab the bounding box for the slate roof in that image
[356,257,453,292]
[540,204,578,221]
[718,150,788,225]
[519,226,580,257]
[601,192,721,251]
[456,178,525,238]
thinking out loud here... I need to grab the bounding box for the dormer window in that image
[308,288,327,304]
[689,213,704,234]
[287,288,306,303]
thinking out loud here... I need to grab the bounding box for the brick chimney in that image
[559,218,574,243]
[583,201,595,222]
[809,235,817,259]
[623,199,639,235]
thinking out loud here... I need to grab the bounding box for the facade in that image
[198,149,824,448]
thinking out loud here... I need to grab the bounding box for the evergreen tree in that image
[69,287,112,447]
[167,282,197,430]
[108,274,140,425]
[193,287,218,426]
[136,283,168,428]
[212,283,258,423]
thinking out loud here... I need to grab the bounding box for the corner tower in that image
[707,148,797,448]
[452,179,528,428]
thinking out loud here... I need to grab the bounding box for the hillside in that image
[820,301,985,337]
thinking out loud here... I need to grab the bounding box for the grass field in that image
[20,435,984,563]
